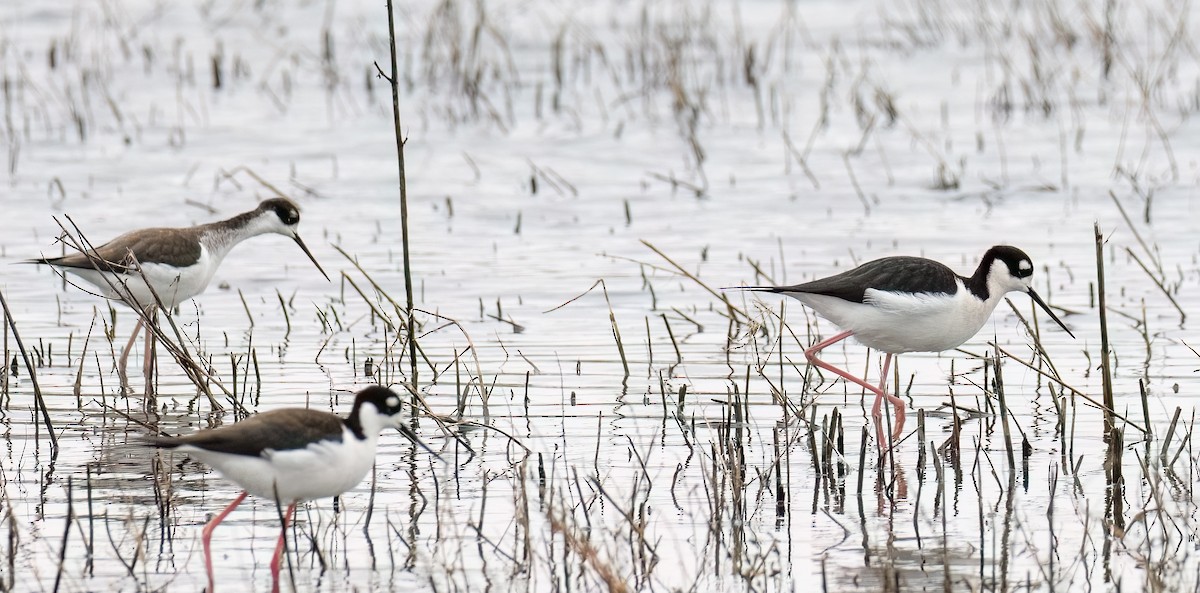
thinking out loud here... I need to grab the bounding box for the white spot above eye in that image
[386,396,400,407]
[1018,260,1032,271]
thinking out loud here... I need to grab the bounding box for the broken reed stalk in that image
[1138,379,1151,440]
[73,311,98,406]
[1108,190,1162,275]
[640,239,750,324]
[52,476,73,592]
[0,291,56,450]
[382,0,420,395]
[989,341,1146,433]
[411,307,490,419]
[85,466,95,575]
[544,279,630,379]
[237,288,254,328]
[1003,298,1064,382]
[275,290,291,337]
[544,497,630,593]
[1094,223,1116,437]
[993,348,1014,467]
[1105,427,1125,531]
[661,314,682,365]
[856,425,867,495]
[2,313,8,403]
[603,283,631,380]
[1124,246,1186,323]
[1168,420,1192,469]
[1160,407,1181,462]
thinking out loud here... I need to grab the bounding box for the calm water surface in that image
[1,0,1198,591]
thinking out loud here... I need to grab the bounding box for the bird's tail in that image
[720,286,782,292]
[137,434,181,449]
[19,257,58,265]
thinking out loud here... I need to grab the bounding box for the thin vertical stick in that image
[856,425,867,495]
[1160,407,1181,462]
[0,291,56,450]
[1094,223,1115,436]
[383,0,418,394]
[86,466,95,576]
[53,477,73,593]
[275,290,292,337]
[602,282,630,379]
[993,352,1014,469]
[1138,379,1151,441]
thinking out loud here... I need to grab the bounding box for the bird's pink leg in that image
[873,353,905,441]
[805,330,887,398]
[270,502,297,593]
[117,317,145,392]
[806,331,906,441]
[202,491,248,593]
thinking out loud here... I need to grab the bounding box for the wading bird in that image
[738,245,1073,441]
[147,385,435,593]
[31,198,329,393]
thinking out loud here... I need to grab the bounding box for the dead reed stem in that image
[640,240,749,324]
[989,342,1146,434]
[1094,224,1115,437]
[382,0,419,395]
[545,279,630,379]
[993,348,1014,468]
[545,496,630,593]
[0,291,56,451]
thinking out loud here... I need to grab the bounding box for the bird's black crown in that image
[261,198,301,226]
[984,245,1034,279]
[356,385,405,416]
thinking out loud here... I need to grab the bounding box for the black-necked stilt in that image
[30,198,329,390]
[147,385,431,593]
[739,245,1073,440]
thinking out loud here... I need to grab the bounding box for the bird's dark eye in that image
[1015,259,1033,278]
[275,206,299,225]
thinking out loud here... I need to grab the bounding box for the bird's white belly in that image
[62,251,216,311]
[790,289,997,354]
[182,432,378,502]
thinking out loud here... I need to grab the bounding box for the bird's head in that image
[982,245,1073,338]
[255,198,330,281]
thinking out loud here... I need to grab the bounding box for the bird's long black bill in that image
[1028,288,1074,339]
[397,422,443,462]
[292,235,331,282]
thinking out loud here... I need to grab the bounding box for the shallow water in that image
[1,0,1199,591]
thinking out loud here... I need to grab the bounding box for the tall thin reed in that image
[1094,223,1115,436]
[384,0,419,394]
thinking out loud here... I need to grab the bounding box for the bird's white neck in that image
[353,408,397,439]
[199,212,281,260]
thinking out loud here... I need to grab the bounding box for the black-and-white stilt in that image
[30,198,329,392]
[739,245,1073,440]
[146,385,433,593]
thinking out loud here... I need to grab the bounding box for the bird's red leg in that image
[805,330,888,398]
[807,331,907,442]
[270,502,296,593]
[117,316,145,392]
[202,491,248,593]
[874,353,905,441]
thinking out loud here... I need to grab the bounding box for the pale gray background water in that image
[0,0,1197,591]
